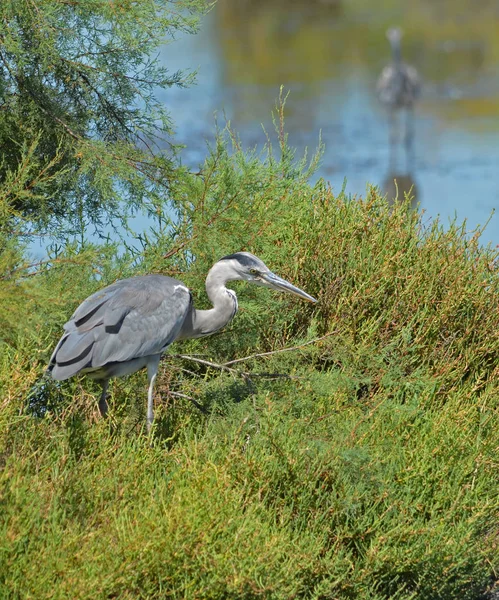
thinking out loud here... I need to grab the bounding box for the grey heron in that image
[48,252,316,430]
[377,27,421,171]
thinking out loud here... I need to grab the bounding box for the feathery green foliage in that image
[1,2,498,593]
[1,105,499,598]
[0,0,204,234]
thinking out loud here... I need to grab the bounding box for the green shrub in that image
[1,112,499,598]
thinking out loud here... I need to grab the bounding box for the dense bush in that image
[1,112,499,598]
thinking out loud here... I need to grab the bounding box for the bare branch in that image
[168,334,334,386]
[168,390,208,414]
[222,332,336,367]
[170,354,238,376]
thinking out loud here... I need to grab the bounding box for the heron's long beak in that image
[262,272,317,303]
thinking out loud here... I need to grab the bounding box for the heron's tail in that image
[48,331,94,380]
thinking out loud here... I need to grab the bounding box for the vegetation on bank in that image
[2,126,499,598]
[1,2,499,599]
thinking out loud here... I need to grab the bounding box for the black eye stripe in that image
[220,253,257,268]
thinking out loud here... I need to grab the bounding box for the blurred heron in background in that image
[377,27,421,172]
[48,252,317,430]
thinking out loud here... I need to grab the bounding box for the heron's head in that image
[218,252,317,303]
[386,27,403,44]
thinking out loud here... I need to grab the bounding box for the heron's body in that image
[49,275,191,381]
[377,27,421,110]
[48,252,316,429]
[377,62,420,111]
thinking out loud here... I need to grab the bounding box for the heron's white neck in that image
[390,39,402,63]
[178,262,238,340]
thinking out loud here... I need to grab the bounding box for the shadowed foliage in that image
[0,0,204,235]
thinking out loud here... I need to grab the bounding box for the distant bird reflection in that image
[382,172,418,209]
[377,27,421,173]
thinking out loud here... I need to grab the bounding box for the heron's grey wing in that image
[91,277,192,366]
[67,281,132,332]
[376,66,396,103]
[404,65,421,98]
[49,275,192,380]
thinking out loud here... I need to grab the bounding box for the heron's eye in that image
[249,268,258,276]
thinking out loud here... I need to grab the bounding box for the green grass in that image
[1,371,497,598]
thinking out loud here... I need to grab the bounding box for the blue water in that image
[155,4,499,247]
[29,2,499,257]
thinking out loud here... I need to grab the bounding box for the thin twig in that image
[170,354,238,375]
[168,390,208,414]
[169,333,335,383]
[168,357,289,382]
[222,332,336,367]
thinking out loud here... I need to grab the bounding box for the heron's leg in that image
[146,356,161,432]
[99,379,109,417]
[405,107,415,172]
[388,110,397,171]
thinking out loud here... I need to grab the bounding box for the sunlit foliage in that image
[2,110,499,597]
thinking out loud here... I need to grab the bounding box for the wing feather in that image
[49,275,191,380]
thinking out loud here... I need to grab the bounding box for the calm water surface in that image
[157,0,499,245]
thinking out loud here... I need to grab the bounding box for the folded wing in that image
[48,275,191,380]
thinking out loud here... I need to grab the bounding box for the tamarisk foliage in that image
[2,116,499,598]
[0,4,498,596]
[0,0,203,234]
